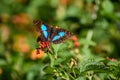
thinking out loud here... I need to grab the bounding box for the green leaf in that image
[54,58,64,65]
[26,72,34,80]
[48,53,54,67]
[43,66,54,74]
[0,44,5,54]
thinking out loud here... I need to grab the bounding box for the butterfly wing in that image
[50,27,73,44]
[33,20,51,42]
[33,20,73,43]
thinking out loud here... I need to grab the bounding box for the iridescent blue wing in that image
[50,27,73,44]
[33,20,51,42]
[33,20,73,43]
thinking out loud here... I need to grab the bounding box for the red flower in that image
[37,41,51,53]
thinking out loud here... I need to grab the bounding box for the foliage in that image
[0,0,120,80]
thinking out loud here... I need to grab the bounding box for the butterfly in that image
[33,20,73,53]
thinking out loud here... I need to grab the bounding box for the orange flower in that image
[0,24,10,42]
[12,13,30,27]
[70,35,78,42]
[30,49,45,60]
[70,35,80,48]
[13,35,30,53]
[73,41,80,48]
[0,68,3,75]
[59,0,72,6]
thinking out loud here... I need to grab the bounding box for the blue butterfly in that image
[33,20,73,53]
[33,20,73,44]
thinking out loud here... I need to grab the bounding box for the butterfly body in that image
[33,20,73,53]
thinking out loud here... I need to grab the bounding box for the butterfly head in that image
[33,20,44,32]
[33,20,41,26]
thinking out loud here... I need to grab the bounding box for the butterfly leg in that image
[46,45,51,52]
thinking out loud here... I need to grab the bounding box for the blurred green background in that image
[0,0,120,80]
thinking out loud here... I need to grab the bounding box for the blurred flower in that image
[0,68,3,75]
[59,0,72,6]
[74,47,79,54]
[70,35,80,48]
[13,35,30,53]
[0,24,10,42]
[0,13,10,23]
[106,57,118,62]
[70,35,78,42]
[12,13,30,28]
[94,43,113,54]
[30,49,45,60]
[74,41,80,48]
